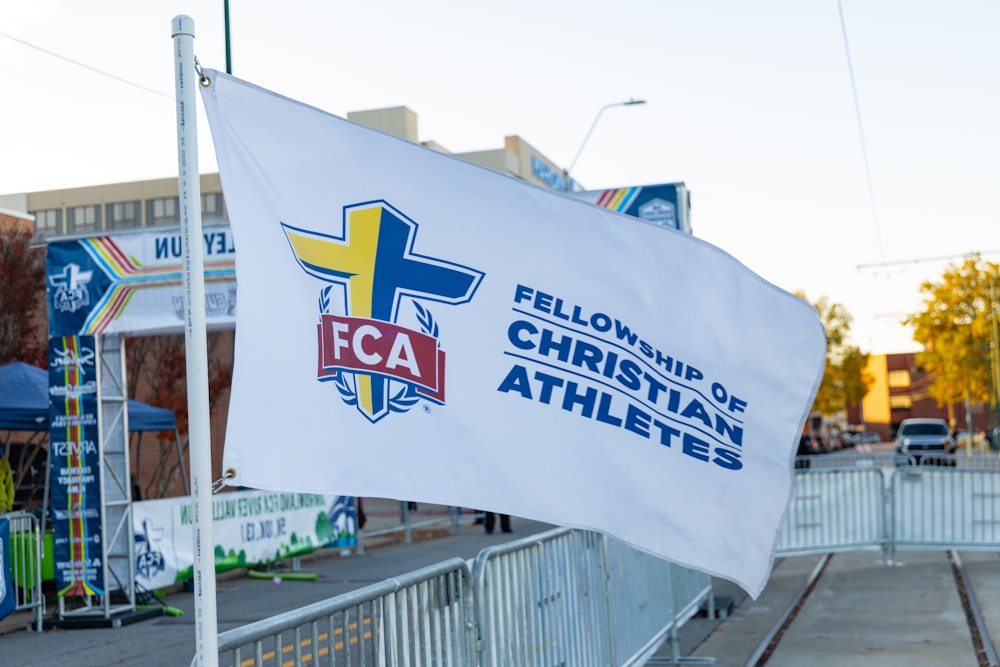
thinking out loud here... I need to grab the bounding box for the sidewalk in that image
[0,517,553,666]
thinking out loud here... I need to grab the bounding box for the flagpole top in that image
[172,15,195,38]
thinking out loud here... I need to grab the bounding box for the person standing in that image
[484,511,511,534]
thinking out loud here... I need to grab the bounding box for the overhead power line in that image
[858,249,1000,271]
[837,0,885,262]
[0,32,172,100]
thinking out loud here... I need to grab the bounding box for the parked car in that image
[854,431,881,445]
[894,418,956,465]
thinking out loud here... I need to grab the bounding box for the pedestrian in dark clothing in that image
[484,511,511,534]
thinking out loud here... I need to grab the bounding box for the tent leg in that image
[176,429,190,496]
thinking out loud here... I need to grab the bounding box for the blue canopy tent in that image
[0,361,177,432]
[0,361,188,498]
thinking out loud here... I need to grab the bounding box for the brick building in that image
[849,352,996,441]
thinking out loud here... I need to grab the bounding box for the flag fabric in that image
[200,70,825,597]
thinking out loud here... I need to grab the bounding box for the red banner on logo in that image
[316,314,445,402]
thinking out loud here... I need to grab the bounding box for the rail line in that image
[742,551,999,667]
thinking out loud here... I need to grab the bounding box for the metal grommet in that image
[200,75,211,87]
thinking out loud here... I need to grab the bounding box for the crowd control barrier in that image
[472,527,712,667]
[356,497,471,550]
[4,510,45,632]
[218,454,1000,666]
[891,465,1000,560]
[779,455,1000,562]
[217,557,475,667]
[216,528,713,667]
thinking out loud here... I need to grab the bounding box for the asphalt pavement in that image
[2,513,998,666]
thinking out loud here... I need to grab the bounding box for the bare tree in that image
[126,331,233,498]
[0,224,46,366]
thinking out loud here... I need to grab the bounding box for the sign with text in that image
[133,490,356,590]
[47,334,104,597]
[45,225,237,336]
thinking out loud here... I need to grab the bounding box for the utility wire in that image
[837,0,885,263]
[858,249,1000,271]
[0,32,172,100]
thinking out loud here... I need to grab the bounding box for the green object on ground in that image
[247,570,319,581]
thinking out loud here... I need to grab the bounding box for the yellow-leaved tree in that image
[799,293,873,417]
[904,254,1000,423]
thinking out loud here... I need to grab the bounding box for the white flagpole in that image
[171,15,219,667]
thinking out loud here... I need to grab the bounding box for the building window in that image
[147,197,179,227]
[888,370,911,388]
[890,395,913,409]
[31,209,62,239]
[67,205,101,235]
[106,201,140,230]
[201,193,228,225]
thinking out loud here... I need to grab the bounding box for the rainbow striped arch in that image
[77,236,234,333]
[593,187,641,212]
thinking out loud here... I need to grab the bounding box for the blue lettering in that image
[508,320,536,350]
[595,393,622,427]
[570,339,603,372]
[680,398,713,428]
[624,404,651,438]
[715,416,743,447]
[513,284,533,305]
[538,328,572,362]
[653,419,681,447]
[682,432,711,462]
[561,381,596,417]
[614,320,638,346]
[497,364,532,398]
[614,360,642,391]
[154,236,183,260]
[713,448,743,470]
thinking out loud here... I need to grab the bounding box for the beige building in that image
[0,106,567,241]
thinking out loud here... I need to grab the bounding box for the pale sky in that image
[2,0,997,354]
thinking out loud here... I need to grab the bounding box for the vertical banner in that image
[48,335,104,597]
[0,517,14,621]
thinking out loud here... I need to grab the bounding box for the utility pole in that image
[992,278,1000,436]
[224,0,232,74]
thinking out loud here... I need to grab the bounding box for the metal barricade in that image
[357,497,471,548]
[4,510,45,632]
[216,557,474,667]
[471,527,712,667]
[891,467,1000,555]
[793,453,913,470]
[912,453,1000,469]
[211,462,1000,666]
[777,466,887,557]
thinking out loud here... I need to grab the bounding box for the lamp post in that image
[563,97,646,191]
[224,0,232,74]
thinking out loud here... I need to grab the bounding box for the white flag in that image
[200,70,825,597]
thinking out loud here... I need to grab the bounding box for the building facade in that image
[851,352,996,441]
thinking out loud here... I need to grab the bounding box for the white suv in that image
[894,418,956,464]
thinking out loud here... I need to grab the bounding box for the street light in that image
[563,97,646,191]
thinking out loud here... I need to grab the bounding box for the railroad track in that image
[741,551,999,667]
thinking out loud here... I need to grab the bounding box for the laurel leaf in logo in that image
[412,301,440,340]
[318,285,333,315]
[334,372,358,406]
[388,384,420,413]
